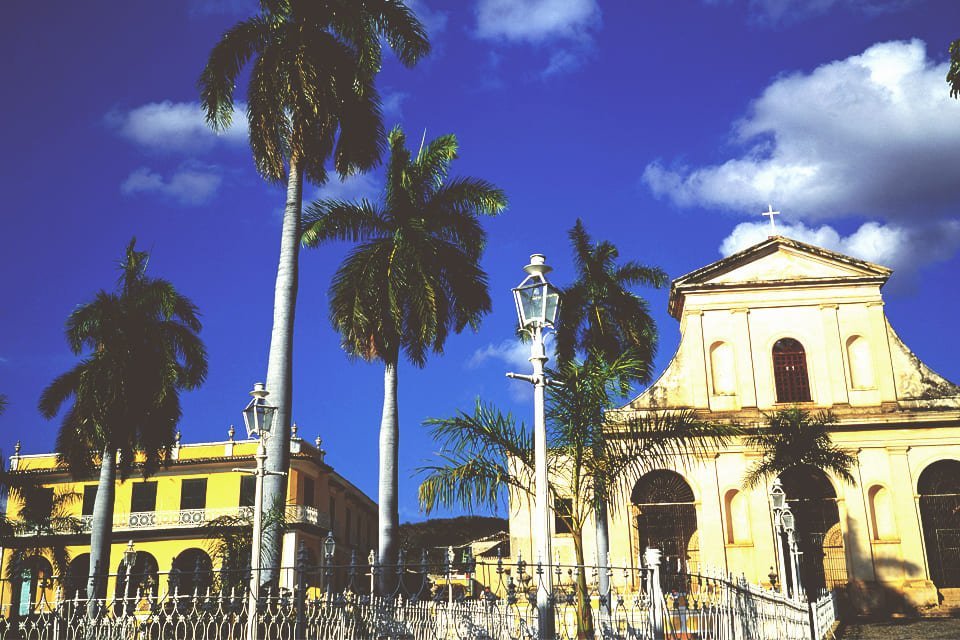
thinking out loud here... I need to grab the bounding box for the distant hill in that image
[399,516,507,564]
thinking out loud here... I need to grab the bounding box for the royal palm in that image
[302,127,506,584]
[553,219,667,599]
[199,0,429,575]
[39,240,207,608]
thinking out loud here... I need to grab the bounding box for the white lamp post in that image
[122,541,136,615]
[238,382,282,640]
[781,507,801,600]
[769,478,788,595]
[507,254,560,640]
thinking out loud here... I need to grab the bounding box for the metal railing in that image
[17,505,332,536]
[0,547,837,639]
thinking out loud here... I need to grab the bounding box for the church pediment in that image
[668,236,891,318]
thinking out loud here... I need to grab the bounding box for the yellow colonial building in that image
[509,235,960,615]
[2,428,375,618]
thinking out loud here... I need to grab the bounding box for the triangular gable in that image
[668,236,891,318]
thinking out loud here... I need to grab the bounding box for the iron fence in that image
[0,548,836,640]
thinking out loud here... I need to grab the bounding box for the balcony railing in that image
[17,505,330,536]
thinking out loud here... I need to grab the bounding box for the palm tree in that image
[0,478,82,581]
[38,239,207,609]
[419,353,733,638]
[949,38,960,98]
[554,219,667,381]
[301,127,506,586]
[742,408,857,489]
[199,0,429,577]
[553,219,668,600]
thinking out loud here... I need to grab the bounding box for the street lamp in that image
[237,383,281,640]
[507,254,560,640]
[768,478,788,596]
[323,531,336,602]
[123,541,137,615]
[781,506,801,599]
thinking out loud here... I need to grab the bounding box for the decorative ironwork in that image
[0,550,834,640]
[918,460,960,588]
[781,467,847,594]
[632,471,700,578]
[55,505,331,536]
[772,338,811,403]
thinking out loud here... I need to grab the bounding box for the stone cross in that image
[762,204,780,234]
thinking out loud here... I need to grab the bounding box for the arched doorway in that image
[116,551,159,613]
[66,554,90,600]
[918,460,960,589]
[10,556,53,618]
[632,470,699,574]
[780,466,847,593]
[170,549,213,596]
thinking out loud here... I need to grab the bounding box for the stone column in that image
[865,302,898,403]
[819,304,849,406]
[684,310,710,409]
[731,308,758,408]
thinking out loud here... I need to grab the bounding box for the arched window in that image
[710,341,737,396]
[724,489,750,544]
[846,336,875,390]
[773,338,811,403]
[868,485,896,541]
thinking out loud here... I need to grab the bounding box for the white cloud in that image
[644,40,960,221]
[406,0,448,36]
[121,164,223,206]
[644,40,960,275]
[468,337,557,370]
[474,0,599,77]
[382,91,409,120]
[475,0,599,43]
[109,101,248,153]
[720,219,960,285]
[707,0,916,24]
[311,172,381,203]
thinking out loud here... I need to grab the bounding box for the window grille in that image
[773,338,811,403]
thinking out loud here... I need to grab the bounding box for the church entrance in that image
[780,466,848,593]
[632,470,699,577]
[918,460,960,589]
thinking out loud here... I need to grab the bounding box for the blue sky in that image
[3,0,960,523]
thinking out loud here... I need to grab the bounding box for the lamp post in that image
[238,382,281,640]
[122,541,136,615]
[323,532,336,602]
[507,253,561,640]
[768,478,788,596]
[781,507,801,600]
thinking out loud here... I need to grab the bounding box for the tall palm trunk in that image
[87,447,116,620]
[572,528,595,640]
[377,361,399,593]
[595,495,611,614]
[262,158,303,581]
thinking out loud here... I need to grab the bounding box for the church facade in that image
[508,236,960,613]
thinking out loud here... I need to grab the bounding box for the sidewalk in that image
[839,617,960,639]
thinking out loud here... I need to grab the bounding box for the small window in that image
[772,338,811,403]
[180,479,207,511]
[33,488,54,521]
[82,486,98,516]
[239,475,256,507]
[554,498,573,535]
[130,482,157,513]
[303,477,315,507]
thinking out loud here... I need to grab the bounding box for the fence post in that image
[296,541,308,635]
[644,547,665,640]
[807,593,820,640]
